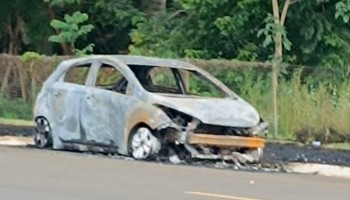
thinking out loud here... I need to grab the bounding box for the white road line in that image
[185,191,263,200]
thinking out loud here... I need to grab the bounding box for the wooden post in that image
[0,65,11,95]
[17,63,27,102]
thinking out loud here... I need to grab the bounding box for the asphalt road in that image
[0,146,349,200]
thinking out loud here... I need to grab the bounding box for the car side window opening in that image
[128,65,226,97]
[179,69,226,98]
[63,64,90,85]
[146,67,182,94]
[95,63,129,94]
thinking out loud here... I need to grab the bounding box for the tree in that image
[43,0,143,54]
[0,0,51,98]
[141,0,167,17]
[257,0,294,137]
[0,0,51,54]
[87,0,143,54]
[0,0,349,69]
[130,0,269,59]
[270,0,294,138]
[48,11,94,55]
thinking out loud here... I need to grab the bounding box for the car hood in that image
[152,95,260,127]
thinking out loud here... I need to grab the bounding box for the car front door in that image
[49,61,97,146]
[79,60,134,147]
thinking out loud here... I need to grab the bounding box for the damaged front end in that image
[153,105,268,165]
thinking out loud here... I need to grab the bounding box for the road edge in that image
[0,135,349,179]
[284,162,350,179]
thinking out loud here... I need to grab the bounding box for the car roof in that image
[113,55,197,70]
[60,55,198,70]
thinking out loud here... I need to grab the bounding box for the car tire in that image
[128,126,160,160]
[34,117,52,149]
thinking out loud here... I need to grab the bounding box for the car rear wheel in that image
[34,117,52,149]
[128,126,160,159]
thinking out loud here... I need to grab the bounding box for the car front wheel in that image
[128,126,160,160]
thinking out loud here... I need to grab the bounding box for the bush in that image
[0,95,32,120]
[209,67,350,143]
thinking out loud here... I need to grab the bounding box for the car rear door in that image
[49,60,97,146]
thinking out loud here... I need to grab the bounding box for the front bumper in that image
[187,133,265,148]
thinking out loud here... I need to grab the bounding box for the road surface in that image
[0,146,349,200]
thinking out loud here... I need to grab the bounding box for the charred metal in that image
[33,55,268,165]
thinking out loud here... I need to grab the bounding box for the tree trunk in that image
[6,16,14,54]
[271,0,280,138]
[31,70,37,102]
[0,65,12,95]
[271,0,291,138]
[1,16,15,95]
[47,6,70,54]
[182,71,190,92]
[12,63,18,98]
[17,63,27,102]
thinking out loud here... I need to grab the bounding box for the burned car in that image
[33,55,268,164]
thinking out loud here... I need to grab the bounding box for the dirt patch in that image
[0,125,33,137]
[262,142,350,167]
[0,136,33,146]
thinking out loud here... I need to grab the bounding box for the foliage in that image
[210,67,350,143]
[20,51,45,72]
[88,0,144,53]
[0,0,51,54]
[128,0,350,79]
[129,12,184,58]
[335,0,350,23]
[0,0,349,70]
[44,0,81,7]
[287,0,350,70]
[43,0,144,54]
[20,51,45,63]
[130,0,268,59]
[257,14,291,51]
[49,11,94,55]
[0,95,32,120]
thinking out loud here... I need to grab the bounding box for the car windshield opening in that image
[128,65,228,98]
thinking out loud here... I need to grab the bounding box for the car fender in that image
[120,104,172,154]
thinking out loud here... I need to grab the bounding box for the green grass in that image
[0,96,32,120]
[0,118,32,126]
[276,75,350,143]
[211,68,350,144]
[324,143,350,151]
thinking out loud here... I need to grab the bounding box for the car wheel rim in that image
[34,118,51,148]
[131,127,153,159]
